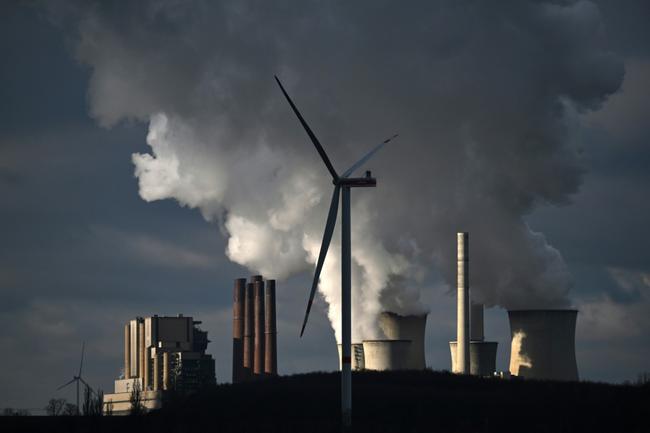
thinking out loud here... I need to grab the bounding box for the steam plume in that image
[63,0,623,341]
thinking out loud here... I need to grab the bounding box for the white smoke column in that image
[61,0,623,342]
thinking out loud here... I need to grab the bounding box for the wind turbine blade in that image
[342,134,397,178]
[274,75,339,181]
[300,185,341,337]
[78,341,85,377]
[56,378,76,391]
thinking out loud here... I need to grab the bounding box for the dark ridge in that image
[2,370,648,432]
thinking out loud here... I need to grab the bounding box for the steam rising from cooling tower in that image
[61,1,623,342]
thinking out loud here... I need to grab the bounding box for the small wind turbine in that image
[56,342,93,415]
[275,76,396,430]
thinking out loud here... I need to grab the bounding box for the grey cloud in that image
[44,0,626,345]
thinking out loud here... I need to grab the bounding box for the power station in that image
[448,232,579,381]
[99,231,581,417]
[103,315,216,414]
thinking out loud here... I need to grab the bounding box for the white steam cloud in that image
[62,0,623,342]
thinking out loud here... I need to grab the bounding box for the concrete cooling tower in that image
[449,340,498,376]
[508,310,579,381]
[378,311,427,369]
[362,340,411,371]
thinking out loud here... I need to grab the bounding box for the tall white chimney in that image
[457,232,470,374]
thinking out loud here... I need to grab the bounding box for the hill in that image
[3,370,648,432]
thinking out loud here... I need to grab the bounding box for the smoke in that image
[60,0,622,342]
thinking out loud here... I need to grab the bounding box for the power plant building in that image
[232,276,278,382]
[104,315,216,415]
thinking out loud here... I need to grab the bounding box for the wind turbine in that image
[56,342,93,415]
[275,76,396,430]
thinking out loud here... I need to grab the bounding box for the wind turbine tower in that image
[56,342,93,415]
[275,76,396,430]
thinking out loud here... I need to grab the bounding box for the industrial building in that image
[508,309,579,381]
[103,315,216,415]
[232,276,278,382]
[449,232,498,376]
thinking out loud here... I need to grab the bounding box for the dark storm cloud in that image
[45,0,626,344]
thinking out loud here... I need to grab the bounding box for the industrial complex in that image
[99,232,580,417]
[448,232,579,381]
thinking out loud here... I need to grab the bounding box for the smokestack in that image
[124,323,131,378]
[264,279,278,376]
[243,282,255,379]
[254,279,265,376]
[471,302,484,342]
[457,232,470,374]
[163,351,170,390]
[232,278,246,383]
[508,309,579,381]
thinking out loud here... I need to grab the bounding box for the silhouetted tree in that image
[2,408,30,416]
[129,380,144,415]
[62,403,77,416]
[82,386,104,416]
[45,398,66,416]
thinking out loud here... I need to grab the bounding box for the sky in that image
[1,0,649,411]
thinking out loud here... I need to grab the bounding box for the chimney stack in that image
[243,282,255,379]
[232,278,246,383]
[265,279,278,376]
[457,232,470,374]
[253,280,266,376]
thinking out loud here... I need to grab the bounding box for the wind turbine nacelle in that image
[338,177,376,188]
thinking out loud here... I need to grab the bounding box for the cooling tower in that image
[362,340,411,371]
[508,309,579,381]
[449,302,498,376]
[378,312,427,369]
[449,341,498,376]
[337,343,365,371]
